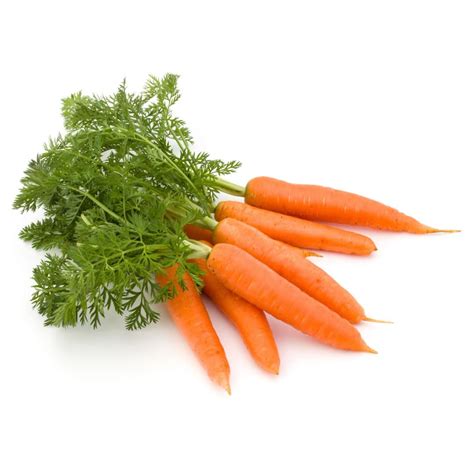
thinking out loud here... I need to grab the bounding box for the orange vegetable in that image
[213,218,368,324]
[273,241,321,258]
[186,221,318,258]
[207,243,375,352]
[215,201,376,255]
[245,176,456,233]
[184,224,213,243]
[194,258,280,374]
[156,265,230,393]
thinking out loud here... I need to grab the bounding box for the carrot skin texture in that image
[245,176,439,233]
[184,224,321,257]
[186,221,317,257]
[184,224,213,243]
[274,239,321,258]
[207,244,373,352]
[193,259,280,374]
[215,201,376,255]
[214,218,366,323]
[156,266,230,392]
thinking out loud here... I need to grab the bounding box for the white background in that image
[1,1,473,473]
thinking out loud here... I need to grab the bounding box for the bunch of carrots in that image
[163,178,457,394]
[14,74,457,394]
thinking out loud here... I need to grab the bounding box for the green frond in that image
[15,73,239,330]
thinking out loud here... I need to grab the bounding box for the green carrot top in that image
[13,74,225,330]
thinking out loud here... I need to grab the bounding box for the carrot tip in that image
[362,343,378,354]
[305,250,323,258]
[424,227,461,234]
[266,362,280,375]
[363,316,394,324]
[214,374,231,394]
[221,380,232,395]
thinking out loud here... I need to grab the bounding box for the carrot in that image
[213,218,368,324]
[156,265,231,393]
[184,224,213,243]
[215,201,376,255]
[186,219,319,258]
[185,220,319,258]
[252,236,320,258]
[207,243,375,352]
[193,258,280,374]
[277,242,321,258]
[245,176,457,233]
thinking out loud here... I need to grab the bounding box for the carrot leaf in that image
[15,74,224,329]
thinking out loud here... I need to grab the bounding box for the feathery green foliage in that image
[14,74,231,330]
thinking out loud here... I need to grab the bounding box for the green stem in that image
[214,177,246,197]
[168,123,189,154]
[195,215,217,231]
[68,186,126,224]
[124,128,204,203]
[184,239,211,259]
[164,202,217,231]
[182,200,217,230]
[74,241,169,270]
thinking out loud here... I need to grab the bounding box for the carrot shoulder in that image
[156,265,230,393]
[193,258,280,374]
[207,243,374,352]
[245,176,455,233]
[184,224,213,243]
[215,201,376,255]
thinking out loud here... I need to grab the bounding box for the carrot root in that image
[245,177,458,234]
[193,257,280,375]
[364,346,378,354]
[215,201,377,255]
[218,375,232,395]
[363,316,394,324]
[214,218,368,324]
[305,250,323,258]
[208,243,374,352]
[156,266,230,392]
[424,227,461,234]
[184,224,213,242]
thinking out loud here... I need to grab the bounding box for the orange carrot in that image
[184,224,213,243]
[274,241,321,258]
[193,258,280,374]
[156,265,230,393]
[213,218,368,324]
[215,201,376,255]
[245,176,456,233]
[185,221,318,258]
[207,243,375,352]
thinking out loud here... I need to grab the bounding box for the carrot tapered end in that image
[363,316,394,324]
[421,225,461,234]
[214,373,231,395]
[266,361,280,375]
[305,250,323,258]
[360,342,378,354]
